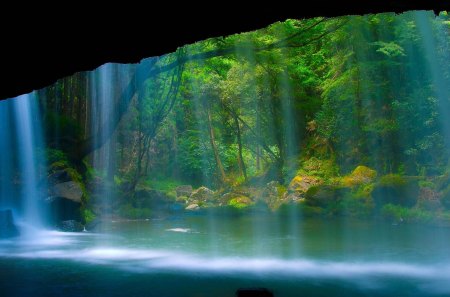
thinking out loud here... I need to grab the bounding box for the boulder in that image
[263,181,286,210]
[189,187,214,203]
[175,185,193,198]
[228,196,253,209]
[185,203,200,211]
[341,166,377,187]
[305,185,351,207]
[56,220,84,232]
[49,181,83,203]
[372,175,419,208]
[288,175,321,197]
[0,209,20,238]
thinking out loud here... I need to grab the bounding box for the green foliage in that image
[379,174,408,186]
[119,204,152,219]
[43,112,83,140]
[381,204,434,223]
[46,149,69,166]
[145,179,184,193]
[297,157,339,180]
[372,41,406,57]
[81,208,96,225]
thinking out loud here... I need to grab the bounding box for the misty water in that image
[1,216,450,297]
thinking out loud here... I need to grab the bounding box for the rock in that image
[228,196,253,209]
[185,203,200,211]
[305,185,351,207]
[372,175,419,208]
[0,209,20,238]
[48,170,72,185]
[175,185,193,198]
[341,166,377,187]
[418,187,442,211]
[288,175,321,197]
[56,220,84,232]
[49,181,83,203]
[262,181,287,210]
[189,187,214,203]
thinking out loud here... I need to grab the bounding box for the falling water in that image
[0,93,46,227]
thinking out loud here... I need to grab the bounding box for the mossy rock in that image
[372,174,419,208]
[305,185,352,207]
[228,196,253,209]
[288,175,321,194]
[341,166,377,187]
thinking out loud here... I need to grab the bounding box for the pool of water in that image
[1,215,450,296]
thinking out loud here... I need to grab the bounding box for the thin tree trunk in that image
[233,114,247,181]
[206,104,226,183]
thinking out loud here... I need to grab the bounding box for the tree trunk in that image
[206,103,226,183]
[233,114,247,181]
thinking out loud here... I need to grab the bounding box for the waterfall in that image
[0,93,46,227]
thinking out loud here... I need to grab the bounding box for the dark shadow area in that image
[0,1,447,100]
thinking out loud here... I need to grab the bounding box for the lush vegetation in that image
[35,11,450,225]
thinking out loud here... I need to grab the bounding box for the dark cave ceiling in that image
[0,2,448,101]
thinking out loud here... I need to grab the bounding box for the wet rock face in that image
[0,209,20,238]
[49,181,83,203]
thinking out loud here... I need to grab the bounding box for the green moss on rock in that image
[228,196,253,209]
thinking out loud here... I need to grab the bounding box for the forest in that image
[12,10,450,227]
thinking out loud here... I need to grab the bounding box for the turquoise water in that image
[1,215,450,296]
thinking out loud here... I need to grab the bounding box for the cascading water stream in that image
[0,93,46,229]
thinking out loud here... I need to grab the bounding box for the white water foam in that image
[166,228,191,233]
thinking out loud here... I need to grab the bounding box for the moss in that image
[166,190,178,201]
[354,183,375,198]
[379,174,408,186]
[297,157,339,180]
[81,208,96,225]
[341,165,377,187]
[277,184,287,196]
[46,148,69,166]
[419,180,435,189]
[228,196,253,209]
